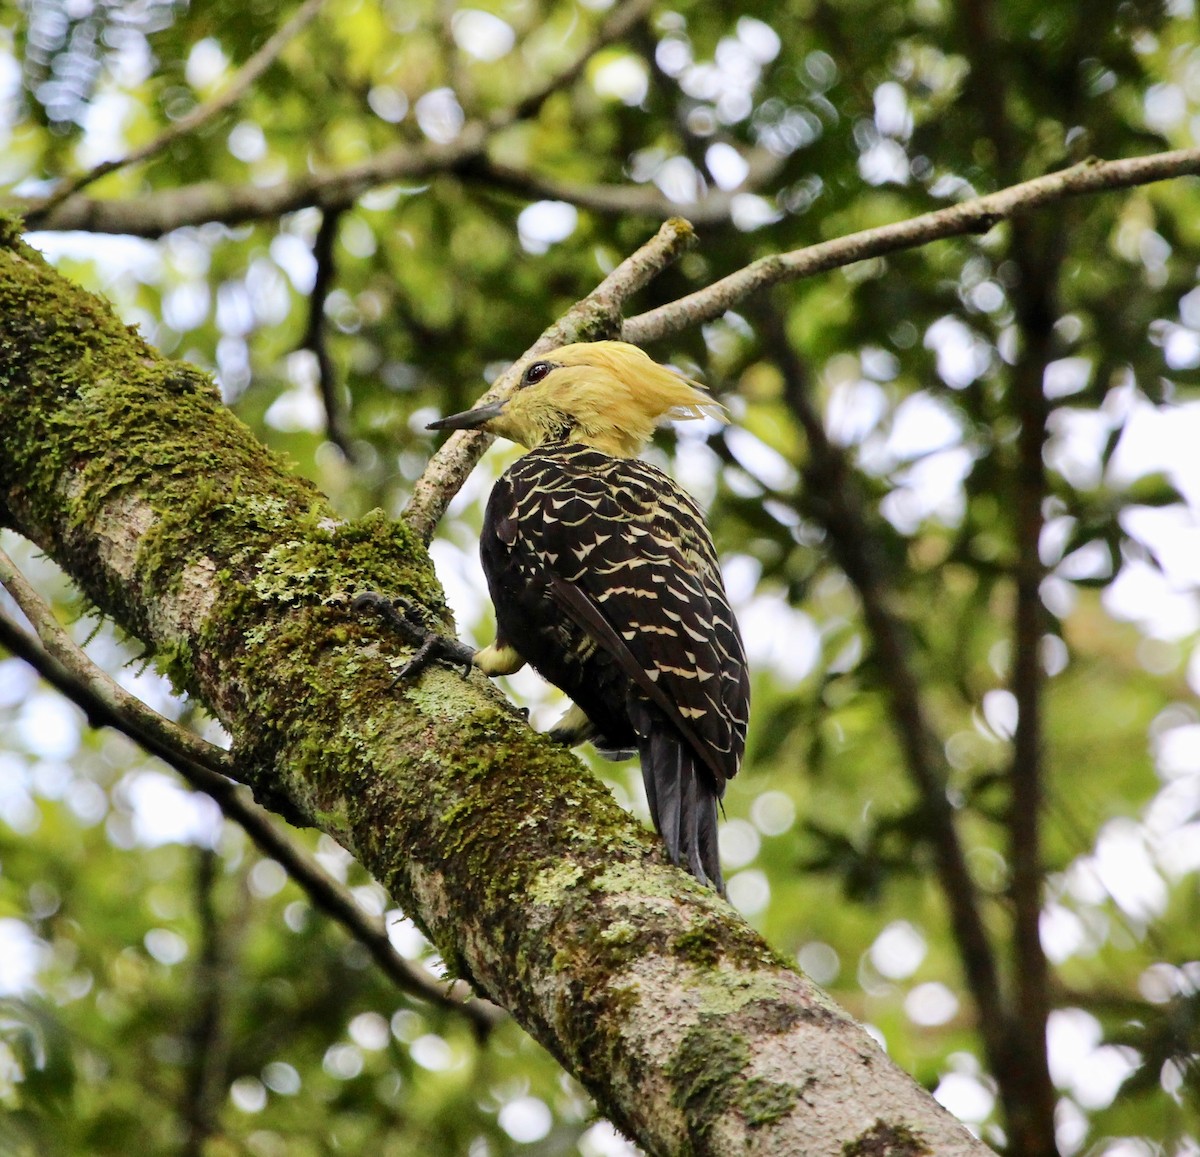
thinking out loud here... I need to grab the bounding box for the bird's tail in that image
[634,710,724,895]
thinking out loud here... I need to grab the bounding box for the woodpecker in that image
[372,342,749,892]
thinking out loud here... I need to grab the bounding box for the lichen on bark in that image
[0,231,994,1157]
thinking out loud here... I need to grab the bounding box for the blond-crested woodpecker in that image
[375,342,749,893]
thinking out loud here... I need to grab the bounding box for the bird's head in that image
[428,341,725,456]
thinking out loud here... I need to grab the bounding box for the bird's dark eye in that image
[522,360,552,387]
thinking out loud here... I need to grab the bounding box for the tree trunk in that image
[0,228,992,1157]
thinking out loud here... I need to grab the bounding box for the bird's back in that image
[480,442,749,888]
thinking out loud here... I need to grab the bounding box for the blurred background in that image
[0,0,1198,1152]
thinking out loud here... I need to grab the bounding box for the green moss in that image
[696,973,787,1017]
[663,989,845,1140]
[0,238,825,1154]
[740,1076,799,1127]
[591,860,696,899]
[153,638,199,694]
[668,1023,752,1130]
[842,1119,933,1157]
[0,212,28,248]
[529,862,585,904]
[664,905,795,977]
[671,919,725,969]
[598,919,637,945]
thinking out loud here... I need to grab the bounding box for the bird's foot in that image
[547,702,594,748]
[353,591,474,681]
[546,703,635,759]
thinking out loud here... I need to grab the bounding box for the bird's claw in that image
[391,631,475,682]
[353,591,474,681]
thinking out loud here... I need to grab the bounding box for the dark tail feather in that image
[646,723,681,864]
[636,713,724,894]
[697,791,724,896]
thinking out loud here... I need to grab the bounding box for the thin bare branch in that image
[0,550,504,1034]
[0,236,999,1149]
[182,847,239,1157]
[465,152,784,226]
[402,217,697,544]
[13,135,776,237]
[13,127,492,237]
[24,0,330,229]
[13,0,666,239]
[622,148,1200,344]
[959,10,1061,1145]
[0,546,242,782]
[754,304,1008,1056]
[303,207,355,459]
[1004,233,1057,1153]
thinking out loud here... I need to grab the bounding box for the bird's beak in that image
[427,400,507,432]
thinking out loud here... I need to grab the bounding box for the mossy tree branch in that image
[621,147,1200,345]
[0,228,991,1155]
[0,574,502,1032]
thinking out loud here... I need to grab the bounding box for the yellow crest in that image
[428,341,726,456]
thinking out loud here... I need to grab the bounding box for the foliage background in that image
[1,0,1198,1153]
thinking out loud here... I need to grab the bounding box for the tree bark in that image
[0,227,993,1157]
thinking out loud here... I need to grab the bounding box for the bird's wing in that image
[544,574,721,779]
[502,447,748,791]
